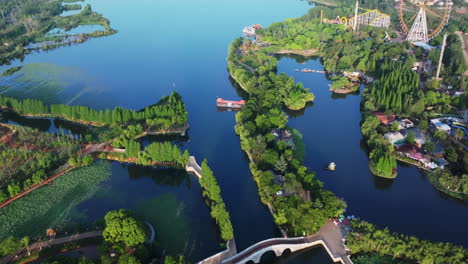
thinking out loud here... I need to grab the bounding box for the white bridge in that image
[199,221,353,264]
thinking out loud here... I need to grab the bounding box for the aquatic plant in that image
[0,161,111,240]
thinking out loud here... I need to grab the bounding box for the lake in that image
[0,0,466,262]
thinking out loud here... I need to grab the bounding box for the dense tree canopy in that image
[103,209,146,248]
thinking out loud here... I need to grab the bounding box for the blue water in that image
[47,25,106,36]
[278,56,468,247]
[0,0,466,262]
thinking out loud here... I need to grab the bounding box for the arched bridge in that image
[199,220,353,264]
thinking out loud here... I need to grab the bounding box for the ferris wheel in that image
[398,0,452,43]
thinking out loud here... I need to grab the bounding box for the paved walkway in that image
[200,220,352,264]
[186,156,202,179]
[0,231,102,264]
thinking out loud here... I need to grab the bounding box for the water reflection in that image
[0,111,89,138]
[127,165,190,187]
[255,247,333,264]
[373,176,394,190]
[283,101,314,118]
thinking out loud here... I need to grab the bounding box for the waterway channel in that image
[0,0,467,262]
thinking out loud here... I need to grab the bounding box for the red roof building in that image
[373,112,396,125]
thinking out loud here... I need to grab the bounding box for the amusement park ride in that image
[320,0,452,43]
[399,0,452,43]
[320,1,391,30]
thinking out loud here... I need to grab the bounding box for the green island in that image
[0,0,467,263]
[0,0,117,65]
[0,92,233,263]
[227,1,468,263]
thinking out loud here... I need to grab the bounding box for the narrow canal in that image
[0,0,467,262]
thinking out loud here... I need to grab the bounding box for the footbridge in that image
[186,156,202,179]
[198,220,352,264]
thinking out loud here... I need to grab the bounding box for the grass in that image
[369,162,397,179]
[0,161,111,240]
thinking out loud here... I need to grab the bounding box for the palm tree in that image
[20,237,30,256]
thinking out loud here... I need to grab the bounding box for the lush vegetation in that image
[228,17,346,236]
[0,236,29,258]
[365,62,420,114]
[0,0,116,65]
[353,253,410,264]
[347,220,468,264]
[227,38,314,110]
[0,125,80,202]
[103,209,146,249]
[200,160,234,241]
[0,92,188,129]
[0,161,111,240]
[361,115,397,178]
[104,140,190,168]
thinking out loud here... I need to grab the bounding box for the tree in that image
[0,237,23,258]
[118,255,141,264]
[406,131,415,144]
[419,120,428,131]
[423,142,435,153]
[390,122,400,132]
[0,191,7,203]
[455,128,464,140]
[426,79,439,90]
[274,155,288,173]
[103,209,146,248]
[165,256,186,264]
[434,129,447,141]
[445,146,458,162]
[20,237,30,256]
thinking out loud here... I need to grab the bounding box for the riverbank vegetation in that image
[200,160,234,242]
[227,38,314,110]
[346,220,468,264]
[0,92,188,130]
[103,141,190,169]
[0,0,116,65]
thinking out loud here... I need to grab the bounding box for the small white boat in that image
[243,26,256,35]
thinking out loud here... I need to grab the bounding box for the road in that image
[0,231,102,264]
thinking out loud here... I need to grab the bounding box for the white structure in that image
[384,132,406,144]
[431,120,451,133]
[407,8,429,43]
[435,34,448,79]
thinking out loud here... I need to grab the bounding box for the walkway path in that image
[0,231,102,264]
[199,220,352,264]
[186,156,202,179]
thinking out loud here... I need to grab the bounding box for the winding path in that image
[0,231,102,264]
